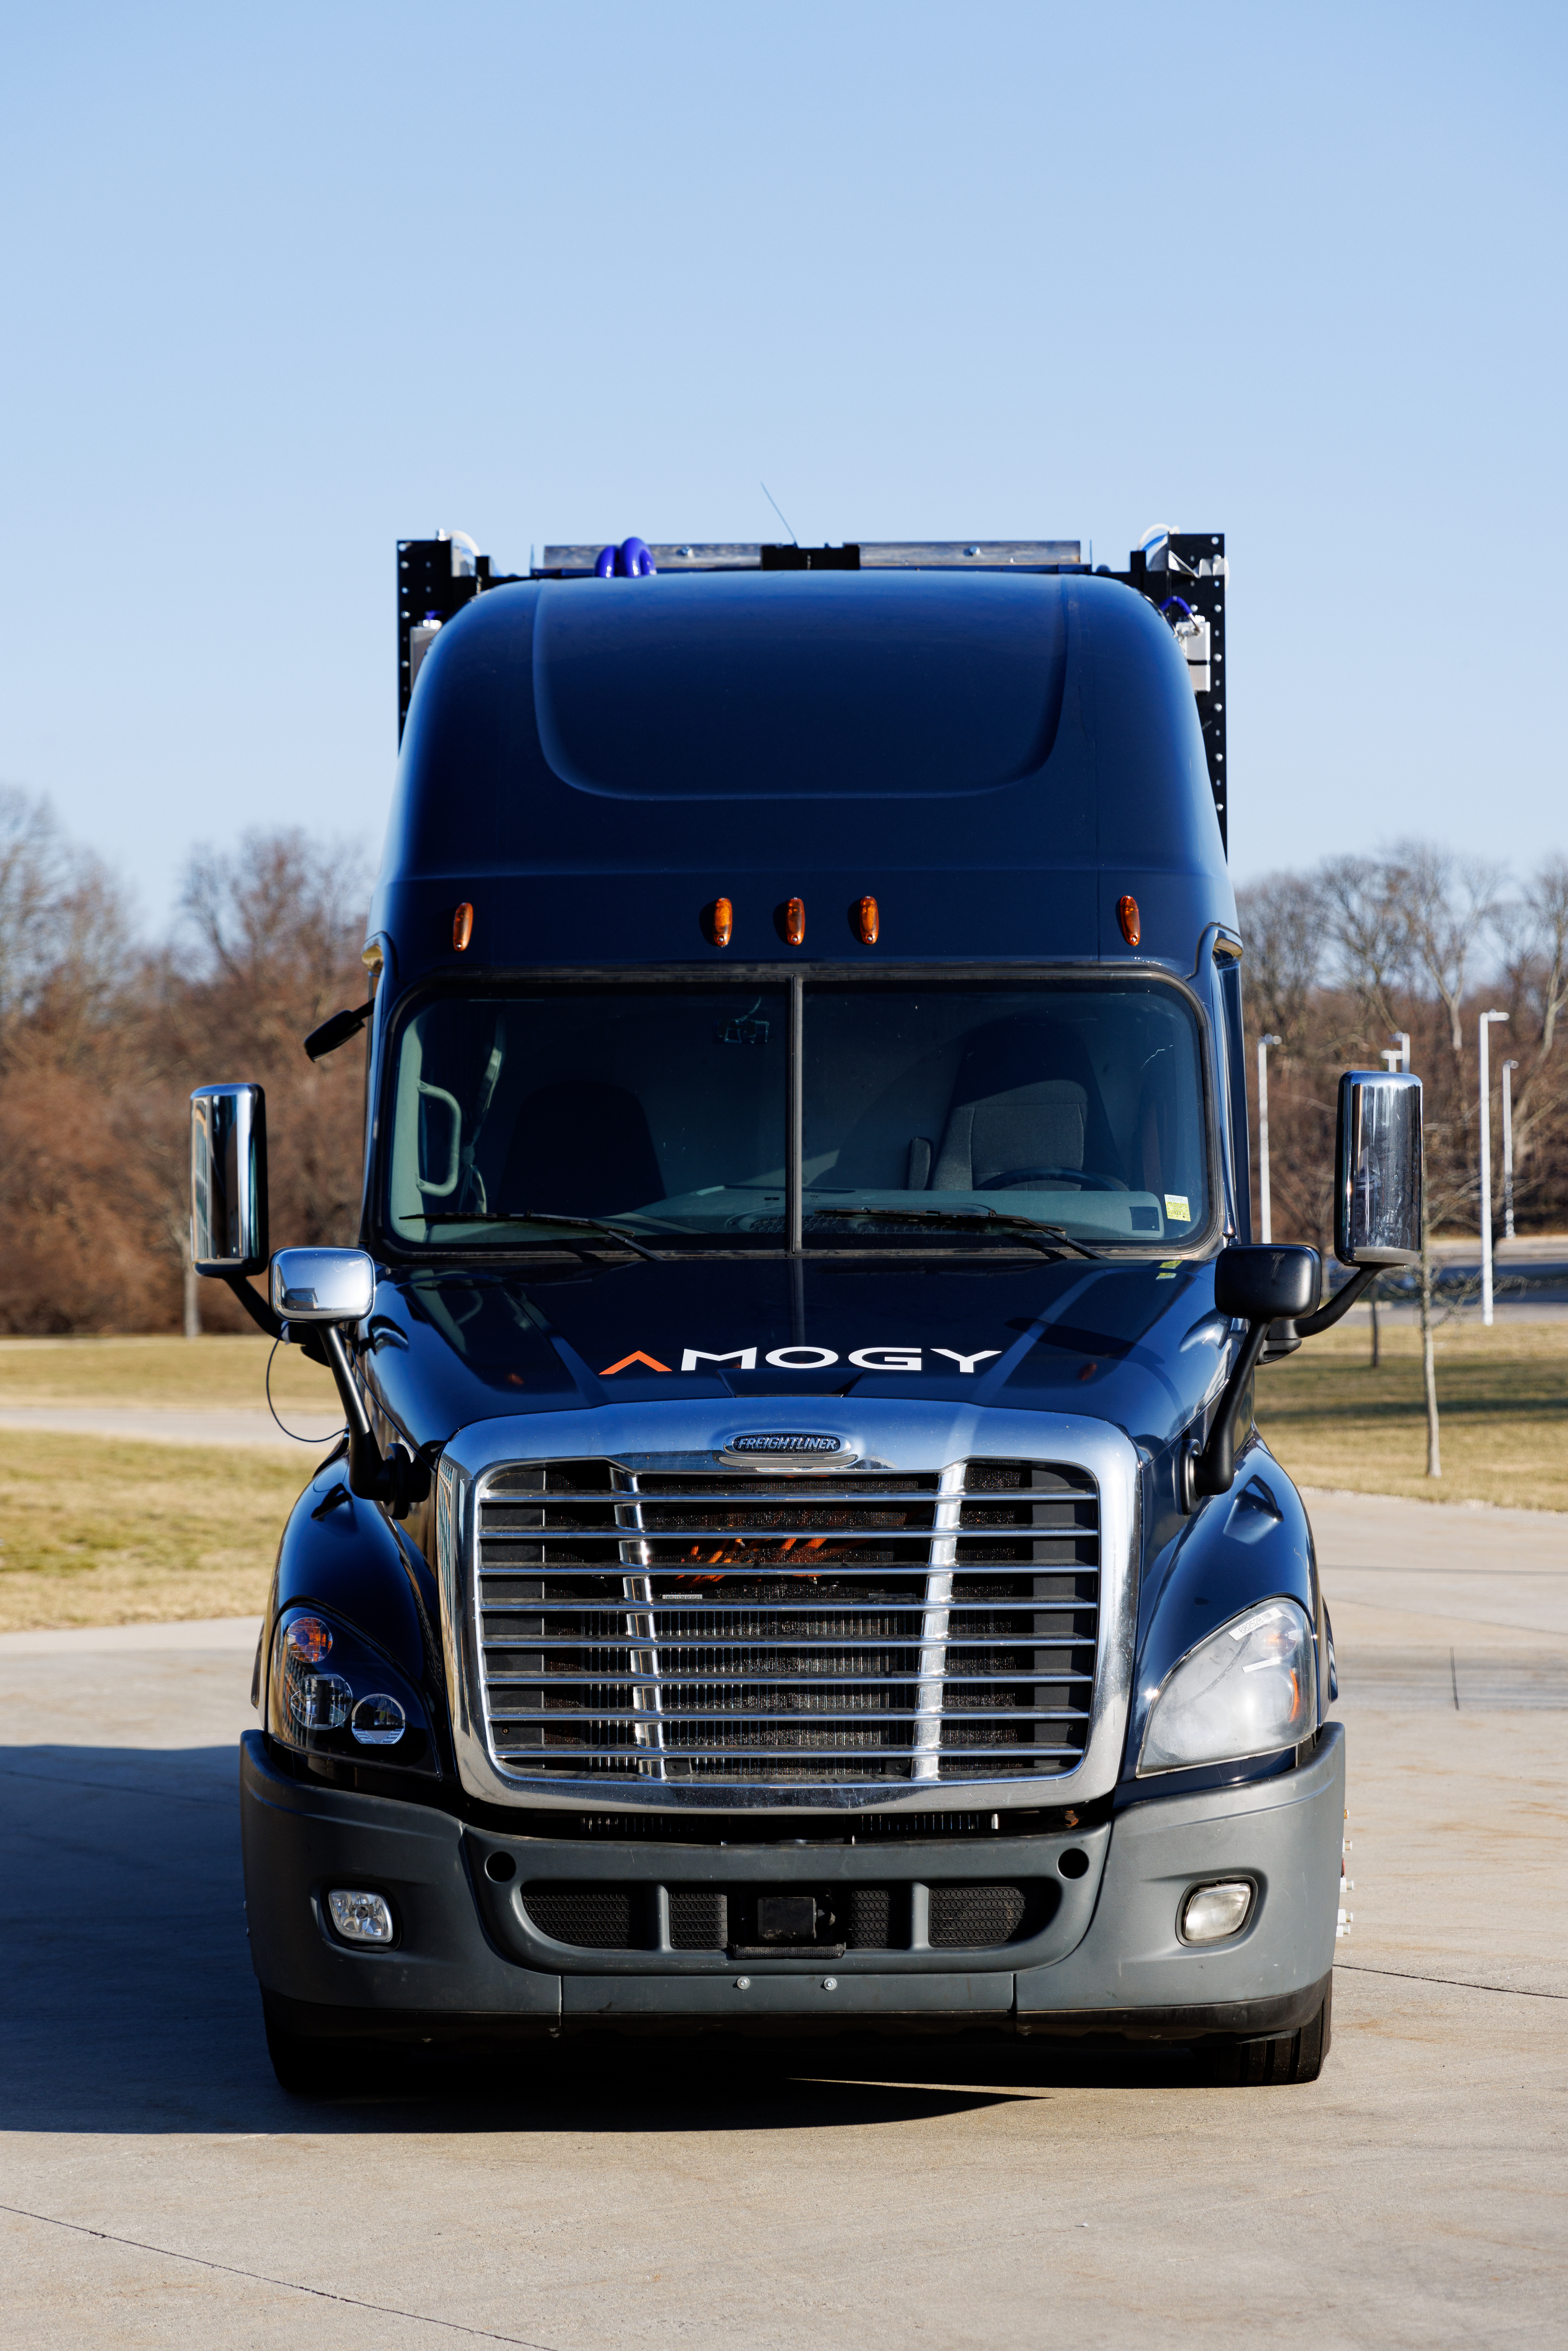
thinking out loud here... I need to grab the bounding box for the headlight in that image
[269,1607,435,1773]
[1138,1599,1316,1775]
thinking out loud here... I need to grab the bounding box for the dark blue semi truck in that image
[191,529,1422,2089]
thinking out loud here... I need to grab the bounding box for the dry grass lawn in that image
[0,1335,343,1627]
[1255,1314,1568,1513]
[0,1331,339,1414]
[0,1338,340,1630]
[0,1433,316,1631]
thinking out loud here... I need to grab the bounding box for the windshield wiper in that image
[810,1206,1106,1260]
[419,1210,664,1262]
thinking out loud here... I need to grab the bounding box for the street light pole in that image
[1257,1034,1280,1243]
[1479,1010,1509,1326]
[1501,1059,1518,1242]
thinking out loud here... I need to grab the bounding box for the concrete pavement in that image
[2,1492,1564,2348]
[0,1402,336,1451]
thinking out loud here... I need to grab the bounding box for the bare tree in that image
[1493,857,1568,1221]
[1317,856,1407,1038]
[1234,871,1323,1055]
[1391,840,1505,1057]
[0,786,128,1055]
[180,827,371,1062]
[1528,856,1568,1057]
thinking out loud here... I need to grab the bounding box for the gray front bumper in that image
[240,1725,1343,2040]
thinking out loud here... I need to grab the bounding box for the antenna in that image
[760,481,799,546]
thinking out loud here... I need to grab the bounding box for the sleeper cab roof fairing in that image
[373,571,1235,977]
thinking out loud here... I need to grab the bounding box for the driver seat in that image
[929,1015,1117,1192]
[931,1079,1089,1190]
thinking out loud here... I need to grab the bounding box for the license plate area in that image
[730,1889,846,1959]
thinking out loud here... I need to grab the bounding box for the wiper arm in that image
[419,1210,664,1262]
[811,1206,1105,1260]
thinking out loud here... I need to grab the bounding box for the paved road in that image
[2,1494,1564,2349]
[0,1402,338,1451]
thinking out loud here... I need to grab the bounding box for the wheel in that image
[262,1992,405,2096]
[1224,1978,1333,2086]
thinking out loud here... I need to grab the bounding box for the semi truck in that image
[191,527,1422,2090]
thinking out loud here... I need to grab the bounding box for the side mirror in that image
[190,1085,268,1274]
[1214,1244,1321,1326]
[1336,1070,1422,1266]
[270,1247,376,1326]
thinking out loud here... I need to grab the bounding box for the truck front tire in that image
[1222,1975,1332,2085]
[261,1992,408,2097]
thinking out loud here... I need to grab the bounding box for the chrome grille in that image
[474,1457,1100,1789]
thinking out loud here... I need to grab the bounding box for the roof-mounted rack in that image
[396,526,1227,850]
[537,540,1083,575]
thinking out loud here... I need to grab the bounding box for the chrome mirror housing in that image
[270,1247,377,1326]
[190,1085,269,1275]
[1336,1070,1422,1267]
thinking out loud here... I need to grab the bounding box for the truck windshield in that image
[382,978,1211,1252]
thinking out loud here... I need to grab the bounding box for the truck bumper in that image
[241,1724,1343,2044]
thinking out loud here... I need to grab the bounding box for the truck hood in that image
[366,1253,1234,1464]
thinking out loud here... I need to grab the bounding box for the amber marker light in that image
[853,895,879,945]
[705,897,734,948]
[783,897,806,946]
[1117,894,1141,947]
[453,901,474,951]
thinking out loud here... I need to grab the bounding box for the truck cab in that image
[193,531,1421,2087]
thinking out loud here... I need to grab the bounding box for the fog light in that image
[288,1671,351,1730]
[1179,1880,1254,1944]
[350,1693,406,1747]
[327,1889,394,1944]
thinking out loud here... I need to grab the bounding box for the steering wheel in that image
[977,1166,1125,1192]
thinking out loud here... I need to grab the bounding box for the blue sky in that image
[3,1,1563,928]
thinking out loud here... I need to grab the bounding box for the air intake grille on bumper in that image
[474,1458,1099,1789]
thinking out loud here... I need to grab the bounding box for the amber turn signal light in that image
[453,901,474,951]
[704,897,734,948]
[783,897,806,947]
[1117,894,1141,947]
[853,895,879,946]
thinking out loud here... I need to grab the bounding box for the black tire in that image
[1224,1977,1333,2086]
[262,1994,404,2096]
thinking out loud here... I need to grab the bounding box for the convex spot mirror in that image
[190,1084,269,1275]
[270,1247,376,1326]
[1213,1244,1320,1326]
[1337,1070,1423,1267]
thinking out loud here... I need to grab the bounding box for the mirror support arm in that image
[1292,1261,1379,1340]
[316,1323,428,1517]
[1190,1260,1387,1506]
[220,1271,283,1342]
[1191,1319,1273,1499]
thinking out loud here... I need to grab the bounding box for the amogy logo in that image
[598,1344,1002,1376]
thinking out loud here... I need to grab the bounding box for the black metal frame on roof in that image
[1102,532,1228,853]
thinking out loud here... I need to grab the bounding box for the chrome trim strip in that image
[445,1398,1136,1816]
[910,1460,964,1782]
[614,1469,666,1779]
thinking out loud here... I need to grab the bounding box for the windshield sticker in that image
[601,1345,1003,1377]
[1164,1194,1191,1222]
